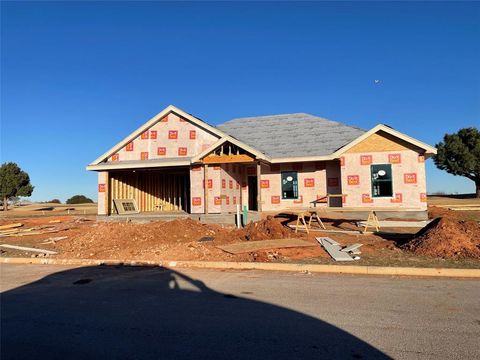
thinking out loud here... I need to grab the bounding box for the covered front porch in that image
[102,166,192,215]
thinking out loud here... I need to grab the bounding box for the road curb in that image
[1,257,480,278]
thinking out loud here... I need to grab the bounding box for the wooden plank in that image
[436,204,480,208]
[203,154,254,164]
[449,207,480,211]
[0,223,23,230]
[0,244,57,255]
[217,238,314,255]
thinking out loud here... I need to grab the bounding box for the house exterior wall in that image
[219,164,243,213]
[106,112,218,162]
[96,120,429,215]
[97,171,108,215]
[243,162,331,212]
[190,165,205,214]
[190,164,244,214]
[339,133,427,209]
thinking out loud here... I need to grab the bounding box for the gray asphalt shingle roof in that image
[217,113,366,158]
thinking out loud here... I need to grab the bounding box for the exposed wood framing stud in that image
[201,141,255,164]
[110,170,189,214]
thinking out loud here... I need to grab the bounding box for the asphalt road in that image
[1,264,479,360]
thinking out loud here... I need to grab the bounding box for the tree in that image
[49,199,62,204]
[66,195,94,204]
[0,162,34,211]
[433,127,480,198]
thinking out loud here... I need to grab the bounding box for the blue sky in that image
[1,1,479,202]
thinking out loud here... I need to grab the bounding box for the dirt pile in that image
[403,217,480,259]
[65,218,233,246]
[427,206,459,219]
[237,216,295,241]
[53,217,298,261]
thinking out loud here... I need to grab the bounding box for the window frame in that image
[370,164,394,198]
[281,171,299,200]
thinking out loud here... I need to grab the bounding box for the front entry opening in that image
[248,176,258,211]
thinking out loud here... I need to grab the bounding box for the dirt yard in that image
[1,201,479,268]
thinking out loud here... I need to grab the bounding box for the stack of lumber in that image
[0,222,67,238]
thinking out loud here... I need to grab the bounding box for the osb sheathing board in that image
[190,164,244,214]
[346,130,424,154]
[106,112,219,162]
[339,150,427,209]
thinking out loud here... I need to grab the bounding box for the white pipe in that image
[236,204,241,229]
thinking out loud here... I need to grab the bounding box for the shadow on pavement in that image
[1,265,391,359]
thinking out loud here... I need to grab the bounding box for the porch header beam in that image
[202,154,255,164]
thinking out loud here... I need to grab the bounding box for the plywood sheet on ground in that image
[217,238,314,254]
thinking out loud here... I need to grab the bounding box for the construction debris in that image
[316,237,362,261]
[436,204,480,210]
[41,236,69,244]
[447,207,480,211]
[217,238,314,255]
[0,223,23,230]
[0,228,66,237]
[341,243,363,255]
[0,244,57,255]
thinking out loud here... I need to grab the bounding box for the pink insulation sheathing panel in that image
[107,113,218,162]
[257,162,328,211]
[340,150,427,209]
[190,164,247,214]
[97,172,107,215]
[219,164,243,213]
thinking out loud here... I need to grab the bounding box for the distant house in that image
[87,105,436,216]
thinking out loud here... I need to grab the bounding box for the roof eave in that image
[269,155,333,163]
[86,159,192,171]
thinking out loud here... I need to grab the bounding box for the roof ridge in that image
[217,112,365,132]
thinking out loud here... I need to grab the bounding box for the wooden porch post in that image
[204,164,209,214]
[239,165,243,208]
[256,161,262,212]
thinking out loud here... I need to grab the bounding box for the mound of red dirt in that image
[236,216,295,241]
[403,217,480,259]
[54,217,297,261]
